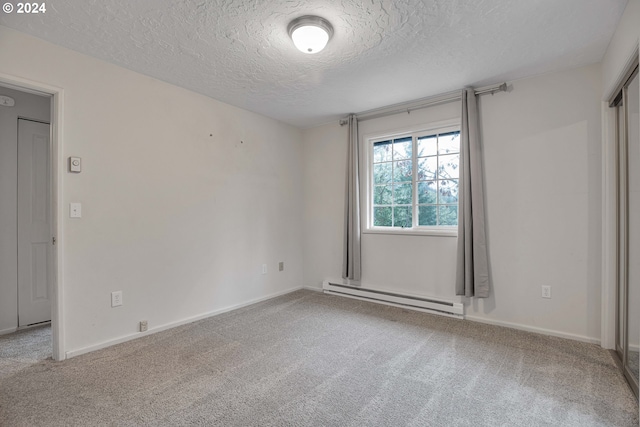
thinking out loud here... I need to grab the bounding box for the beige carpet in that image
[0,290,637,426]
[0,323,51,382]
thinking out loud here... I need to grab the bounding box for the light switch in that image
[69,157,82,173]
[70,202,82,218]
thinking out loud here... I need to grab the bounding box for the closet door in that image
[625,69,639,393]
[615,65,639,399]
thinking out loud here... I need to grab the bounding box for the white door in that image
[17,118,51,327]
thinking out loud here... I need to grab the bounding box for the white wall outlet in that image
[541,286,551,299]
[111,291,123,307]
[69,202,82,218]
[261,264,267,274]
[279,261,284,272]
[139,320,148,332]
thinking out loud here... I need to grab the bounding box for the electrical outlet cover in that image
[70,202,82,218]
[111,291,123,307]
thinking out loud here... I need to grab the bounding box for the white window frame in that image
[363,119,460,237]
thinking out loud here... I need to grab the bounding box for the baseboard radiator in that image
[322,280,464,319]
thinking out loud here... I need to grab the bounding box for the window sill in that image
[363,227,458,237]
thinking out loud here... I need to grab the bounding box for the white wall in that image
[303,64,603,342]
[0,86,50,334]
[0,25,304,355]
[477,64,602,341]
[302,124,347,286]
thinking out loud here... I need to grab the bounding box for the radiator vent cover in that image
[323,280,464,319]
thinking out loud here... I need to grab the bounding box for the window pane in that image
[418,205,437,226]
[439,205,458,225]
[418,181,437,204]
[374,185,392,205]
[373,140,392,163]
[393,206,412,228]
[438,154,459,179]
[394,160,412,182]
[370,127,460,230]
[373,162,392,184]
[393,137,412,160]
[438,132,460,155]
[394,183,412,205]
[418,135,437,157]
[438,179,458,203]
[417,157,437,180]
[374,207,392,226]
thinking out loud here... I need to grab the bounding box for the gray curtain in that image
[343,114,361,281]
[456,89,490,297]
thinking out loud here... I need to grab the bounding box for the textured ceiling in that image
[0,0,629,128]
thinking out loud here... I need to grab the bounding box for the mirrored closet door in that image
[614,62,639,399]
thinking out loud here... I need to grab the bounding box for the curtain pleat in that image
[343,114,361,281]
[456,89,490,297]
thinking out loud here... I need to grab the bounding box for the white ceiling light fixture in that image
[288,15,334,54]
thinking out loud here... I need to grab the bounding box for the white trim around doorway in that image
[0,72,65,361]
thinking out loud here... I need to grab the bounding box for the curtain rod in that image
[339,82,508,125]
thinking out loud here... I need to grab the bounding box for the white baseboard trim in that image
[465,315,601,345]
[0,327,18,336]
[63,286,604,358]
[65,286,305,359]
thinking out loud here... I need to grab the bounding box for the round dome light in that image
[288,16,333,54]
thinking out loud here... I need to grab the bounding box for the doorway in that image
[0,82,58,360]
[613,62,639,398]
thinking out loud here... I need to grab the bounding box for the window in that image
[367,125,460,234]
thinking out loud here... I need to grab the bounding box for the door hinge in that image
[52,236,56,245]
